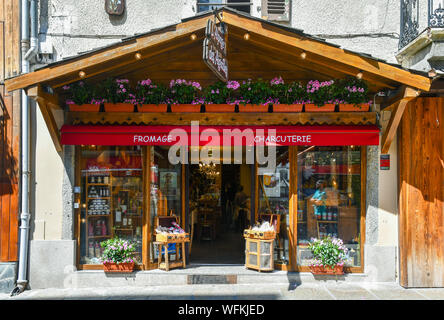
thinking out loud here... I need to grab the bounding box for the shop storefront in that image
[63,123,378,272]
[4,8,435,287]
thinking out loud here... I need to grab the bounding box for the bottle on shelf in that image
[101,220,107,236]
[88,221,94,236]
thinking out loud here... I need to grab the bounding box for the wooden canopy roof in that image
[4,8,432,94]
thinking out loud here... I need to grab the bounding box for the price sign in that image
[380,154,390,170]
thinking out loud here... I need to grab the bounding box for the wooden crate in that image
[155,233,190,243]
[243,229,276,240]
[245,238,274,272]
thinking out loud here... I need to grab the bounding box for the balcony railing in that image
[399,0,444,49]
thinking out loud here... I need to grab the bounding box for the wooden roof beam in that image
[223,11,432,91]
[381,87,419,154]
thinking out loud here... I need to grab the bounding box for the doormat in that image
[187,275,237,284]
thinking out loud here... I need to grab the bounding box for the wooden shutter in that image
[262,0,290,22]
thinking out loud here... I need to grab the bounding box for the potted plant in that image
[272,78,305,112]
[308,237,348,275]
[305,80,336,112]
[101,78,136,112]
[203,80,239,112]
[168,79,203,112]
[100,237,136,273]
[237,79,271,112]
[135,78,168,112]
[337,78,371,112]
[63,81,103,112]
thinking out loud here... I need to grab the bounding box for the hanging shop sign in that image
[203,19,228,82]
[60,125,380,147]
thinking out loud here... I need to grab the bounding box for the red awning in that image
[60,125,380,146]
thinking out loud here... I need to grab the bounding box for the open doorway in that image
[188,163,252,264]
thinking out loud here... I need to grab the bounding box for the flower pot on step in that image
[339,103,370,112]
[304,104,336,112]
[204,104,236,113]
[138,104,168,113]
[104,103,135,112]
[309,265,344,275]
[103,262,135,273]
[238,104,269,113]
[273,104,303,112]
[170,104,202,113]
[68,104,101,112]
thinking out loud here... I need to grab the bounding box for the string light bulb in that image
[243,33,250,40]
[300,51,307,59]
[356,71,363,79]
[135,53,142,60]
[190,33,197,41]
[79,71,86,78]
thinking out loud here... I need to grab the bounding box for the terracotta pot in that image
[204,104,236,113]
[104,103,135,112]
[138,104,168,113]
[103,262,135,273]
[68,104,100,112]
[304,103,336,112]
[273,104,303,112]
[309,265,344,275]
[339,104,370,112]
[238,104,270,113]
[170,104,202,113]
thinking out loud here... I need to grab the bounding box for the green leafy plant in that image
[63,81,103,105]
[168,79,203,104]
[100,237,136,264]
[306,80,336,106]
[203,80,240,104]
[135,78,167,105]
[337,78,370,106]
[237,78,272,105]
[283,81,307,104]
[269,76,287,104]
[100,78,135,104]
[308,237,348,269]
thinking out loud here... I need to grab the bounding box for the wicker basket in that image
[243,229,276,240]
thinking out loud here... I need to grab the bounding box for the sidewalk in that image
[1,282,443,300]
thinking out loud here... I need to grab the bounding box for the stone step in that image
[65,264,369,289]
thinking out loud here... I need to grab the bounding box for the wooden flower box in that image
[309,265,344,275]
[304,103,336,112]
[204,104,236,113]
[103,262,135,273]
[138,104,168,113]
[238,104,270,113]
[338,104,370,112]
[273,104,303,112]
[68,104,100,112]
[104,103,135,112]
[170,104,202,112]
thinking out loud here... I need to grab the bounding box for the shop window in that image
[149,146,182,263]
[257,147,290,265]
[296,146,362,267]
[79,146,143,265]
[197,0,251,14]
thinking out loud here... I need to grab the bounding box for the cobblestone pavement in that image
[1,283,443,300]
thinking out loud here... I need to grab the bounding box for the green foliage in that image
[306,80,336,106]
[336,77,370,106]
[100,237,136,264]
[63,81,101,105]
[135,79,167,105]
[203,80,239,104]
[168,79,203,104]
[238,78,272,105]
[283,81,307,104]
[308,237,348,269]
[99,78,134,103]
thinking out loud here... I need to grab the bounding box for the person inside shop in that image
[310,179,327,220]
[234,185,248,232]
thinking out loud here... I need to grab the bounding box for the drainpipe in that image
[24,0,39,62]
[11,0,33,296]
